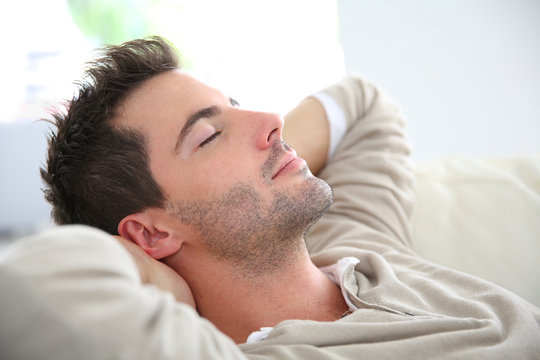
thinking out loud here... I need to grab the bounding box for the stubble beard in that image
[166,164,333,278]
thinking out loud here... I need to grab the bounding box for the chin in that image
[285,175,334,234]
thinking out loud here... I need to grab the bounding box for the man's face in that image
[117,70,332,273]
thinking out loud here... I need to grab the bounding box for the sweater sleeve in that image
[305,75,416,259]
[0,225,246,360]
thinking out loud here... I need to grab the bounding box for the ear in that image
[118,211,183,260]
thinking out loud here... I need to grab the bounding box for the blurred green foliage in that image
[67,0,153,45]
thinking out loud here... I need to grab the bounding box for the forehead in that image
[114,69,223,131]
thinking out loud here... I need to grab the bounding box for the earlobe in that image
[118,213,182,260]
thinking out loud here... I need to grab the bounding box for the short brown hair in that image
[41,36,180,234]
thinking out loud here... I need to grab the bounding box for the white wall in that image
[337,0,540,161]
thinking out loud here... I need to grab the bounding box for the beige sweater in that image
[1,76,539,359]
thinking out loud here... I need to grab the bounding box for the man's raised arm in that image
[295,75,415,255]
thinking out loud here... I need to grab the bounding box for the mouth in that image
[271,150,303,180]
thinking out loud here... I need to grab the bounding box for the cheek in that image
[196,153,262,194]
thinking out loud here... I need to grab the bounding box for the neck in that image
[166,242,348,344]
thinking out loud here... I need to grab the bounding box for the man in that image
[1,36,539,358]
[41,36,347,342]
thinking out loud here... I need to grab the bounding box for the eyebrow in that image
[172,98,239,155]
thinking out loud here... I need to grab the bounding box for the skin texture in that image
[166,141,333,278]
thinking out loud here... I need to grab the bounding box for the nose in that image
[247,111,284,150]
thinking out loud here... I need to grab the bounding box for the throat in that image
[195,259,350,344]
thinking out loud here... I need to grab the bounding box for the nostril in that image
[267,128,278,143]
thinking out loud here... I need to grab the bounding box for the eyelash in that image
[199,131,222,148]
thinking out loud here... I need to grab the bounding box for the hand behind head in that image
[114,236,196,309]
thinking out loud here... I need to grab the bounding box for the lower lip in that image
[274,158,305,179]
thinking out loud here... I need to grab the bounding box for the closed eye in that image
[199,131,222,148]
